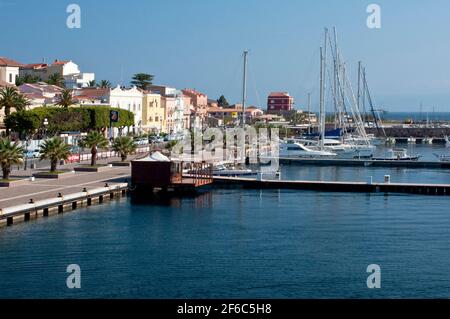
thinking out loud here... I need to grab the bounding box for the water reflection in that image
[130,190,213,209]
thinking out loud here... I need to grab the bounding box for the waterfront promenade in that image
[0,157,133,210]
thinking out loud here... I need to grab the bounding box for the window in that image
[149,117,153,122]
[9,73,12,83]
[155,116,159,122]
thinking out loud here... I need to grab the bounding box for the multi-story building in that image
[75,85,143,134]
[207,106,263,126]
[0,57,22,85]
[182,89,207,130]
[267,92,294,112]
[162,91,188,136]
[142,92,164,133]
[20,59,95,88]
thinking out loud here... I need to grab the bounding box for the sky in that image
[1,0,450,112]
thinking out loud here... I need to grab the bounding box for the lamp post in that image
[43,118,49,139]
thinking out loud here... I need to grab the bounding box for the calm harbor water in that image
[0,144,449,299]
[0,187,449,299]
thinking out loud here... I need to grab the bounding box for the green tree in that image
[79,131,109,166]
[88,80,96,87]
[56,89,75,108]
[99,80,112,88]
[39,137,71,172]
[112,136,136,161]
[217,95,229,107]
[47,73,65,87]
[131,73,154,90]
[0,137,23,180]
[3,110,41,139]
[16,74,41,86]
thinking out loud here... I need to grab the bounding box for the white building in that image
[19,59,95,88]
[64,73,95,89]
[0,57,21,85]
[75,86,143,135]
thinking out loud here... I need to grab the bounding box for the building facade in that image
[109,85,143,134]
[267,92,294,112]
[20,59,95,88]
[0,57,22,85]
[142,93,164,133]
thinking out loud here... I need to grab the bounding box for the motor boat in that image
[373,148,421,161]
[212,164,257,177]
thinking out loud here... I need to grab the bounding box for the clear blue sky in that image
[2,0,450,112]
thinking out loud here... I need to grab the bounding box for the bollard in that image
[72,202,77,209]
[384,175,391,184]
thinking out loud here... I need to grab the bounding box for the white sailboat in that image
[297,27,376,159]
[279,140,337,158]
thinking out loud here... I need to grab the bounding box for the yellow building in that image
[142,93,165,133]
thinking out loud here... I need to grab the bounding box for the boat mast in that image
[333,27,339,130]
[241,49,248,129]
[319,28,328,150]
[357,61,362,118]
[307,92,311,134]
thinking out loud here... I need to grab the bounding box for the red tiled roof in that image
[52,60,70,66]
[22,63,48,69]
[77,87,109,98]
[0,57,23,67]
[182,89,206,97]
[268,92,291,97]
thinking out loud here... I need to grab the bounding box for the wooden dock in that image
[213,176,450,196]
[279,157,450,169]
[0,183,128,227]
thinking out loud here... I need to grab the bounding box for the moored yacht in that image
[293,138,375,159]
[279,140,337,158]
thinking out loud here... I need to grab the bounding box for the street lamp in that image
[43,118,49,139]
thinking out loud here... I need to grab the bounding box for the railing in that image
[65,145,152,164]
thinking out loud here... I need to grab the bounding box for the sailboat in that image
[297,27,376,159]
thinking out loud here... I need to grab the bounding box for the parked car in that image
[133,138,148,146]
[24,149,40,158]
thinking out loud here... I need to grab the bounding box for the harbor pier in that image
[212,176,450,196]
[278,157,450,168]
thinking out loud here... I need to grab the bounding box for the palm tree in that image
[0,87,31,135]
[79,131,109,166]
[0,137,23,180]
[56,89,75,108]
[88,80,96,87]
[112,136,137,162]
[0,87,30,116]
[99,80,111,88]
[47,73,65,87]
[39,137,71,172]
